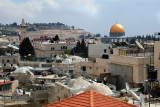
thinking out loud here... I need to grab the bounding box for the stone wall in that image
[0,55,19,65]
[75,58,110,78]
[109,54,153,83]
[109,63,133,89]
[33,42,76,57]
[88,44,110,59]
[154,41,160,81]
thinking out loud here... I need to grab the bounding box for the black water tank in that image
[148,69,157,80]
[82,66,86,71]
[102,54,109,59]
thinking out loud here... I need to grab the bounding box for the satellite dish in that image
[135,41,144,50]
[140,94,145,107]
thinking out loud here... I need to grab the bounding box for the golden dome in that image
[110,23,125,33]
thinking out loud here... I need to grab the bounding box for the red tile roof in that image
[0,81,12,85]
[34,37,40,39]
[43,90,138,107]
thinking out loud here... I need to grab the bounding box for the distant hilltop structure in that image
[0,19,93,40]
[20,19,27,41]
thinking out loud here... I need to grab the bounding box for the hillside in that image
[0,22,93,40]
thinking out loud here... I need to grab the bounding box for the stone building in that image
[76,42,154,89]
[109,45,153,89]
[43,90,137,107]
[0,55,19,65]
[75,58,110,79]
[32,41,76,58]
[7,36,19,45]
[88,44,110,59]
[0,80,18,96]
[54,77,113,102]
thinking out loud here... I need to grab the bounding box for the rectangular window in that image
[63,46,66,49]
[89,67,92,69]
[13,59,16,63]
[104,69,106,72]
[57,96,60,101]
[39,100,45,103]
[0,87,2,91]
[2,59,4,63]
[104,49,107,53]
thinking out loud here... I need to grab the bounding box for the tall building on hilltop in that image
[110,23,125,37]
[20,19,27,41]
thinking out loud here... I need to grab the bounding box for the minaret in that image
[20,19,27,41]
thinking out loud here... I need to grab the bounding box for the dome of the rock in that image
[110,23,125,37]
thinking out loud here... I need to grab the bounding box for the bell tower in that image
[20,19,27,41]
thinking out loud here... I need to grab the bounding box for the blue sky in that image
[0,0,160,36]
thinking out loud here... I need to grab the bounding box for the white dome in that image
[68,77,91,89]
[86,82,113,95]
[0,38,9,46]
[13,67,34,75]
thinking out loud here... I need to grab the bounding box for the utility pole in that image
[3,80,5,107]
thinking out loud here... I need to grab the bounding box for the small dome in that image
[68,77,91,89]
[85,82,113,95]
[110,23,125,33]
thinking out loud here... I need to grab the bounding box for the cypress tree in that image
[55,35,60,41]
[19,37,35,57]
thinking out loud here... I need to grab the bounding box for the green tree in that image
[55,35,60,41]
[12,22,17,26]
[95,34,101,37]
[81,39,86,48]
[71,40,88,57]
[64,49,71,55]
[75,41,81,53]
[130,37,136,44]
[19,37,35,58]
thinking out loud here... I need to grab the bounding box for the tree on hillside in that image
[19,37,35,58]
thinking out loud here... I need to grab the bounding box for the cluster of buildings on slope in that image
[0,19,159,106]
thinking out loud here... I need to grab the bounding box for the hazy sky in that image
[0,0,160,36]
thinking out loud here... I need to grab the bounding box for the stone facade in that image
[0,55,19,65]
[109,63,133,89]
[109,54,153,83]
[88,44,110,59]
[32,41,76,57]
[75,58,109,79]
[154,41,160,80]
[7,36,19,45]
